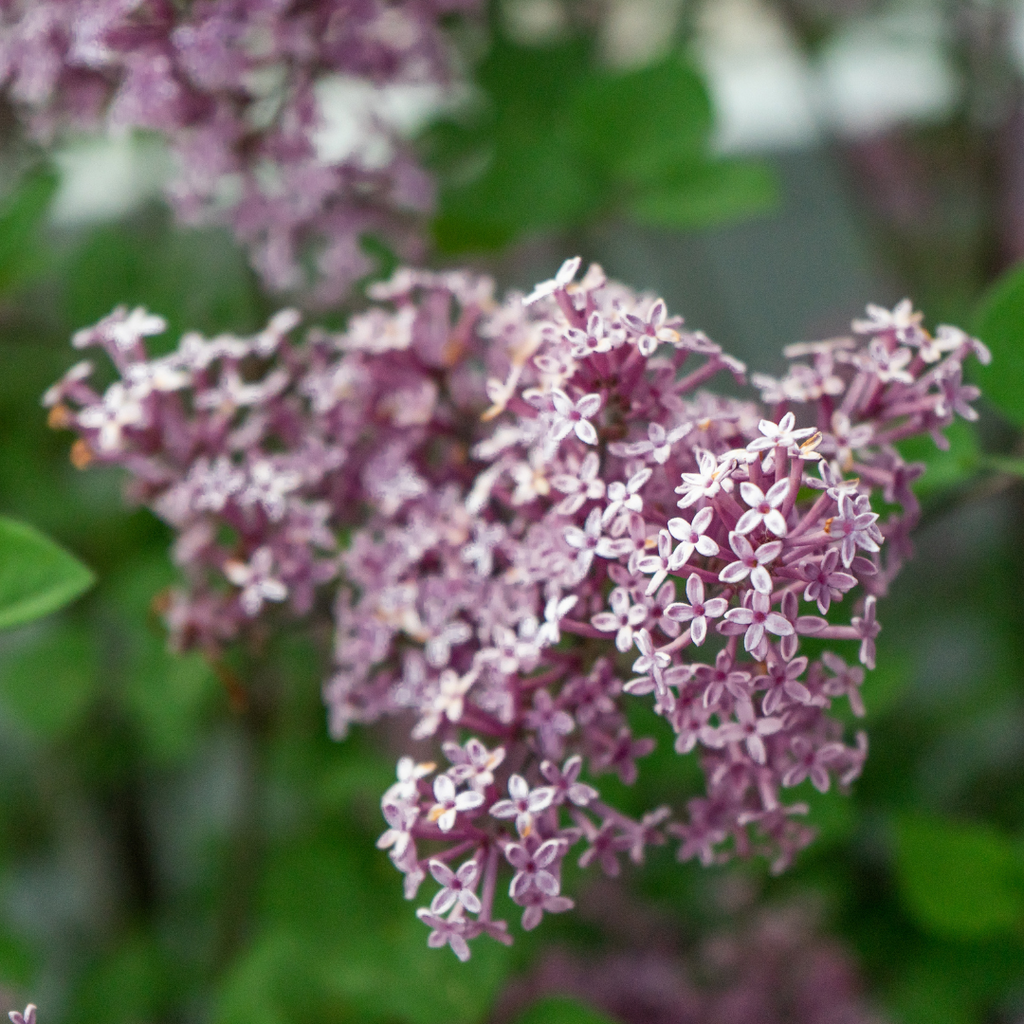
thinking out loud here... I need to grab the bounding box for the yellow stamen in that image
[799,432,823,455]
[47,404,71,429]
[70,439,93,469]
[441,336,466,367]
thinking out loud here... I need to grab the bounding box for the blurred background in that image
[1,0,1024,1022]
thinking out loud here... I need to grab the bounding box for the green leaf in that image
[799,782,856,847]
[321,923,512,1024]
[895,815,1024,939]
[433,135,602,251]
[0,164,59,294]
[562,57,712,184]
[475,36,594,120]
[513,996,619,1024]
[423,36,598,251]
[974,260,1024,426]
[627,159,779,230]
[424,38,763,251]
[0,517,94,629]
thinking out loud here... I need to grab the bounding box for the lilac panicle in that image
[499,898,888,1024]
[45,259,988,959]
[0,0,478,304]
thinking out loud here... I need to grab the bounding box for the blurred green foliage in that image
[895,815,1024,938]
[512,997,617,1024]
[0,165,59,296]
[424,37,778,252]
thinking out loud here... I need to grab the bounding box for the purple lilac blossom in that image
[44,260,988,958]
[0,0,478,304]
[494,896,888,1024]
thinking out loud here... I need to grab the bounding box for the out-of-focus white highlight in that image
[695,0,960,153]
[695,0,819,153]
[816,11,959,136]
[312,76,450,167]
[50,135,170,225]
[1004,0,1024,75]
[601,0,684,68]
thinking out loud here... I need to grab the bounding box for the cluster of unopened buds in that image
[0,0,476,302]
[44,257,987,959]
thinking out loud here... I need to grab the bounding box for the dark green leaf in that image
[425,38,600,252]
[974,260,1024,426]
[895,815,1024,938]
[513,996,619,1024]
[424,38,760,251]
[474,36,594,121]
[627,159,779,230]
[563,57,712,184]
[799,783,857,847]
[433,136,602,251]
[0,517,94,629]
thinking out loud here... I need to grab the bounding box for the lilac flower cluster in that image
[497,898,887,1024]
[0,0,476,303]
[44,259,987,959]
[43,268,496,650]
